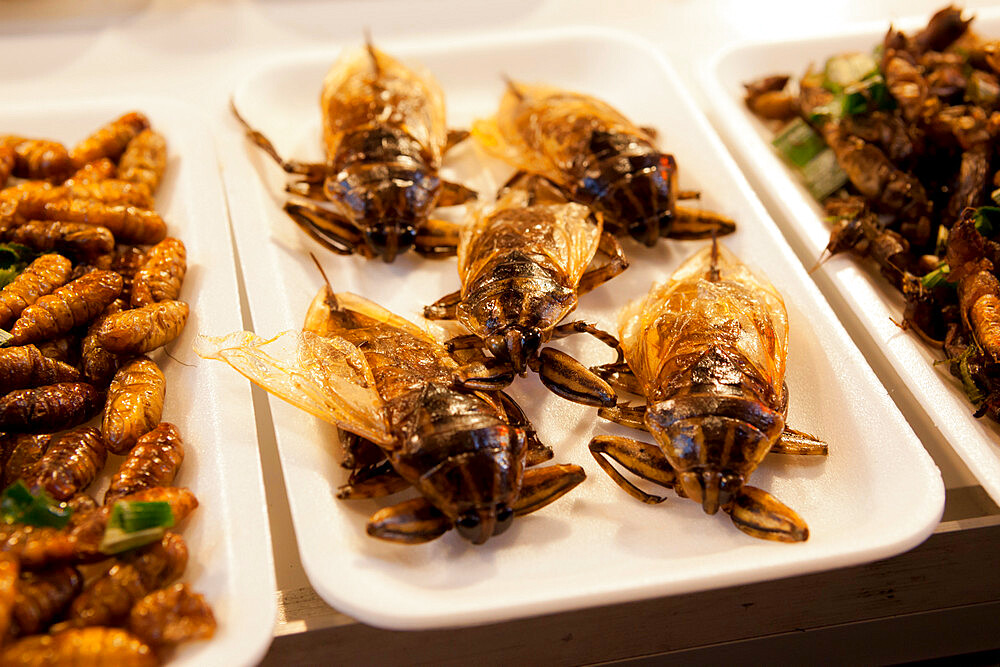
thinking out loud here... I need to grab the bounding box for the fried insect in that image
[0,627,157,666]
[0,523,75,570]
[0,146,14,187]
[0,136,71,181]
[9,566,83,637]
[2,435,50,488]
[590,242,827,542]
[95,300,188,355]
[426,173,624,406]
[111,246,148,294]
[70,112,150,167]
[64,532,187,629]
[127,582,215,647]
[0,254,72,330]
[25,200,166,246]
[118,129,167,195]
[232,41,476,261]
[0,345,80,391]
[199,284,585,544]
[25,426,107,501]
[66,158,116,183]
[7,221,115,262]
[33,336,79,367]
[59,180,154,209]
[0,384,102,435]
[130,238,186,308]
[80,299,125,385]
[472,80,735,246]
[101,358,165,455]
[0,552,18,640]
[7,270,122,346]
[105,423,184,503]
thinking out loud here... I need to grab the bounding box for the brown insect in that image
[105,423,184,503]
[472,81,736,246]
[589,242,826,541]
[33,336,79,367]
[66,157,116,183]
[0,145,14,187]
[0,626,157,666]
[95,299,188,355]
[0,136,71,181]
[128,582,216,647]
[118,129,167,195]
[0,254,72,330]
[20,200,166,246]
[0,383,102,435]
[200,286,585,544]
[7,269,123,347]
[80,299,126,385]
[70,111,150,167]
[25,426,107,501]
[426,173,624,406]
[6,221,115,263]
[59,179,154,209]
[2,434,51,488]
[232,41,476,262]
[0,345,80,391]
[0,552,17,639]
[9,566,83,637]
[0,522,75,570]
[130,237,186,307]
[101,357,166,455]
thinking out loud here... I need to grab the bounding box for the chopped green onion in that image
[842,75,893,116]
[921,263,952,289]
[973,206,1000,236]
[0,330,10,347]
[772,118,847,200]
[967,71,1000,108]
[958,345,986,406]
[0,243,35,290]
[936,224,950,257]
[824,52,879,92]
[98,501,174,555]
[991,188,1000,207]
[100,526,170,555]
[0,481,73,529]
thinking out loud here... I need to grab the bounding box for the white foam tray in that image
[219,27,943,630]
[0,98,277,665]
[705,8,1000,504]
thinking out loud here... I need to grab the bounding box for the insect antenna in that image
[501,74,525,101]
[807,248,831,276]
[707,232,721,281]
[309,252,340,311]
[364,30,382,76]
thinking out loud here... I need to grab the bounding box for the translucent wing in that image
[304,287,435,344]
[321,45,447,165]
[619,243,787,400]
[195,329,393,446]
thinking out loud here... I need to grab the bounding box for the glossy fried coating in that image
[0,136,71,181]
[0,254,72,330]
[80,298,125,386]
[0,345,80,391]
[60,179,153,209]
[105,423,183,503]
[95,300,188,355]
[128,583,215,647]
[65,532,188,628]
[25,426,107,501]
[7,270,123,346]
[65,493,98,526]
[7,220,115,263]
[0,523,75,570]
[70,112,150,167]
[31,200,166,246]
[2,434,51,488]
[0,627,157,666]
[0,145,14,187]
[130,238,186,308]
[118,129,167,195]
[110,247,147,294]
[0,383,102,435]
[10,566,82,637]
[34,335,79,367]
[102,358,165,455]
[0,552,18,641]
[66,158,115,183]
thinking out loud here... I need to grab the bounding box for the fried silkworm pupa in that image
[0,552,18,640]
[34,335,80,367]
[80,299,126,386]
[70,487,198,560]
[9,566,82,637]
[130,238,186,308]
[0,627,157,666]
[111,246,148,292]
[0,522,75,570]
[102,358,166,455]
[0,136,72,181]
[128,582,215,647]
[6,220,115,263]
[0,345,80,391]
[0,254,72,330]
[96,300,188,355]
[105,423,183,503]
[65,494,98,527]
[2,434,51,488]
[0,383,102,435]
[63,532,188,629]
[118,129,167,195]
[25,426,107,501]
[7,270,123,347]
[66,157,115,183]
[0,145,14,187]
[31,200,166,246]
[60,179,153,209]
[70,111,150,167]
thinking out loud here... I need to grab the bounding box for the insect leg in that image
[497,391,553,466]
[771,426,829,456]
[512,464,586,517]
[452,359,515,390]
[666,205,737,240]
[365,497,452,544]
[283,202,373,258]
[577,231,629,296]
[597,403,648,431]
[591,361,645,396]
[437,180,477,207]
[550,320,624,363]
[588,435,676,504]
[336,460,410,500]
[444,129,470,153]
[531,347,616,408]
[423,289,461,320]
[413,218,461,258]
[230,100,328,182]
[726,485,809,542]
[338,429,387,471]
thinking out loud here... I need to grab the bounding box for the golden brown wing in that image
[619,243,787,399]
[320,45,448,165]
[195,330,392,446]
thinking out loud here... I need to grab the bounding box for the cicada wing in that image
[304,287,435,344]
[195,330,393,446]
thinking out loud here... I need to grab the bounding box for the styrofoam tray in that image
[705,8,1000,504]
[220,28,943,630]
[0,98,277,664]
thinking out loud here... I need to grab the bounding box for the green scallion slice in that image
[98,501,175,555]
[0,481,73,529]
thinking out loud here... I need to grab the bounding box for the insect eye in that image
[494,505,514,535]
[455,511,481,541]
